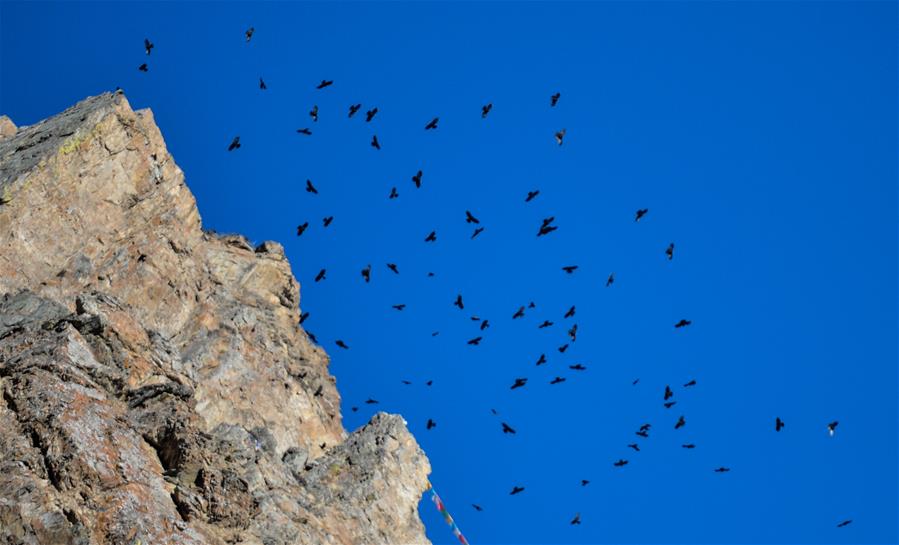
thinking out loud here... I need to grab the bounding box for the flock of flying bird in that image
[135,28,853,533]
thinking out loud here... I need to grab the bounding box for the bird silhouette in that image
[467,337,482,345]
[664,385,674,401]
[316,79,334,89]
[386,263,399,274]
[636,431,649,438]
[335,340,349,350]
[714,467,731,473]
[569,364,587,371]
[628,443,640,452]
[365,398,378,404]
[525,190,540,202]
[481,103,493,118]
[465,210,480,224]
[776,417,785,432]
[305,179,318,194]
[412,170,423,188]
[313,384,323,397]
[570,513,581,525]
[426,380,433,386]
[564,306,576,318]
[682,443,696,449]
[558,343,569,353]
[538,224,558,237]
[424,231,437,242]
[471,227,485,239]
[581,480,590,486]
[371,135,381,150]
[389,187,398,199]
[392,304,406,311]
[568,324,578,341]
[828,421,839,436]
[513,306,526,319]
[322,216,334,227]
[144,38,154,55]
[554,129,566,146]
[550,376,566,385]
[836,520,852,528]
[425,117,439,130]
[551,92,561,106]
[640,424,651,432]
[480,320,490,331]
[675,416,686,429]
[614,459,629,467]
[502,422,516,434]
[510,486,525,495]
[366,108,378,122]
[138,63,149,72]
[535,354,547,366]
[401,380,412,385]
[299,312,310,324]
[306,331,318,344]
[296,222,309,236]
[348,104,361,117]
[666,243,675,260]
[511,378,528,390]
[472,504,483,512]
[314,269,326,282]
[227,136,240,151]
[309,105,319,122]
[296,128,312,135]
[454,295,464,309]
[259,78,267,90]
[562,265,578,274]
[684,379,697,387]
[635,208,649,222]
[245,27,254,42]
[606,273,615,287]
[674,319,692,328]
[361,265,371,283]
[664,401,677,409]
[538,320,553,329]
[426,419,436,430]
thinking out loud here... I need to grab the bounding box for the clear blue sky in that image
[2,2,896,544]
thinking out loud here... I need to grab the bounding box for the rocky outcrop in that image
[0,93,431,545]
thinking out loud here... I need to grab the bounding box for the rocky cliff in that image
[0,93,431,545]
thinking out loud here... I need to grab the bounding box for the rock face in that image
[0,93,432,545]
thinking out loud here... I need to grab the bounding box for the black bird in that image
[465,210,480,224]
[412,170,423,188]
[606,273,615,287]
[528,302,536,308]
[568,324,578,341]
[296,128,312,135]
[144,38,154,55]
[371,135,381,150]
[674,319,692,328]
[674,416,686,429]
[138,63,149,72]
[307,331,318,344]
[472,504,483,512]
[535,354,547,366]
[639,424,651,432]
[570,513,581,525]
[424,231,437,242]
[538,224,558,237]
[309,105,319,122]
[323,216,334,227]
[666,243,675,260]
[425,117,439,130]
[305,179,318,194]
[389,187,399,199]
[259,77,267,90]
[366,107,378,122]
[467,337,482,345]
[491,408,498,415]
[365,398,378,404]
[550,376,566,385]
[682,443,696,449]
[454,295,464,309]
[316,79,334,89]
[664,401,677,409]
[538,320,553,329]
[551,92,560,106]
[245,27,255,42]
[502,422,516,434]
[513,306,526,319]
[554,128,566,146]
[569,364,587,371]
[361,264,371,283]
[313,384,323,397]
[471,227,485,239]
[613,459,629,467]
[636,430,649,438]
[335,340,349,350]
[564,306,576,318]
[296,222,309,236]
[401,380,412,385]
[510,486,525,495]
[511,378,528,390]
[558,343,569,353]
[776,417,785,432]
[714,467,731,473]
[351,406,358,412]
[828,421,839,436]
[299,312,310,324]
[386,263,399,274]
[320,443,327,450]
[392,304,406,311]
[628,443,640,452]
[480,320,490,331]
[481,103,493,118]
[426,419,436,430]
[836,520,852,528]
[562,265,578,274]
[684,379,697,387]
[525,190,540,202]
[348,104,361,117]
[426,380,433,386]
[664,385,674,401]
[581,480,590,486]
[635,208,649,222]
[314,269,326,282]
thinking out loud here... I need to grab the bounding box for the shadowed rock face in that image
[0,93,431,545]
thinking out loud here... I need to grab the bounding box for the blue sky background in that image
[2,2,897,544]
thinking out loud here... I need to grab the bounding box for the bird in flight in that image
[472,504,483,512]
[525,190,540,202]
[370,134,381,150]
[776,417,785,432]
[424,231,437,242]
[467,337,482,346]
[511,378,528,390]
[635,208,649,222]
[827,421,839,436]
[426,419,436,430]
[305,179,318,194]
[296,222,309,237]
[392,304,406,311]
[550,376,566,385]
[606,273,615,287]
[555,129,566,146]
[538,219,558,237]
[568,324,578,341]
[513,306,526,319]
[674,319,692,328]
[666,243,675,260]
[316,79,334,89]
[227,136,240,151]
[144,38,154,55]
[502,422,516,434]
[412,170,423,188]
[309,105,319,122]
[365,397,378,404]
[296,128,312,135]
[538,320,553,329]
[684,379,697,387]
[581,480,590,487]
[389,187,398,199]
[570,513,581,525]
[480,319,490,331]
[348,104,361,117]
[613,459,629,467]
[635,430,649,438]
[482,103,493,118]
[314,269,326,282]
[664,385,674,401]
[564,306,576,318]
[335,340,349,350]
[535,354,547,366]
[454,295,464,309]
[465,210,480,224]
[682,443,696,449]
[322,216,334,228]
[245,27,254,42]
[714,467,731,473]
[628,443,640,452]
[361,264,371,283]
[471,227,485,239]
[366,107,378,122]
[562,265,578,274]
[137,62,149,72]
[510,486,525,495]
[675,416,686,429]
[425,117,439,130]
[664,401,677,409]
[386,263,399,274]
[259,78,267,90]
[836,520,852,528]
[569,364,587,371]
[551,92,561,106]
[299,312,310,324]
